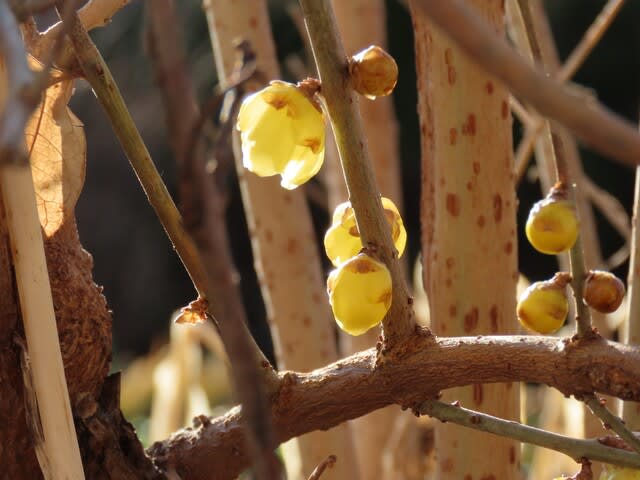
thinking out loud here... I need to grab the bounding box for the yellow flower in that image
[327,253,392,336]
[236,81,325,190]
[324,197,406,267]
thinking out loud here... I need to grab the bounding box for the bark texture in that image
[148,333,640,480]
[411,0,521,477]
[0,204,112,479]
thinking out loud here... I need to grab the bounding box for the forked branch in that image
[149,333,640,479]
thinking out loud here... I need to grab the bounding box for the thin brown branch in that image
[513,0,624,184]
[148,333,640,479]
[418,400,636,469]
[413,0,640,169]
[61,9,211,299]
[307,455,336,480]
[559,0,625,82]
[623,154,640,427]
[583,394,640,455]
[145,3,279,479]
[298,0,416,346]
[44,0,132,40]
[582,175,630,246]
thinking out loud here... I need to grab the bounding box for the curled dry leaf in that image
[25,56,85,237]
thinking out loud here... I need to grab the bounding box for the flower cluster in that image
[324,197,405,336]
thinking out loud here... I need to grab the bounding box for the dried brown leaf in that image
[25,56,85,237]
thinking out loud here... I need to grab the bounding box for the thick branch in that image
[413,0,640,170]
[148,333,640,479]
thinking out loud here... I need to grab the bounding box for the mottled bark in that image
[411,0,521,477]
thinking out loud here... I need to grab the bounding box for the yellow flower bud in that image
[583,270,625,314]
[327,253,392,336]
[525,195,579,255]
[517,273,570,334]
[236,81,325,189]
[599,466,640,480]
[349,45,398,99]
[324,197,407,266]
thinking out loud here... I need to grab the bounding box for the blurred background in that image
[42,0,640,446]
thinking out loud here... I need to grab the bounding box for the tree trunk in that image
[410,0,521,478]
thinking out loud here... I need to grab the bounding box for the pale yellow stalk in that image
[203,1,359,478]
[410,0,521,478]
[0,165,84,480]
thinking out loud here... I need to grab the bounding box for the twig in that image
[582,175,630,245]
[61,9,210,300]
[307,455,336,480]
[512,0,625,184]
[509,0,597,338]
[412,0,640,170]
[145,3,279,479]
[515,0,542,64]
[583,394,640,455]
[418,400,640,469]
[148,334,640,479]
[552,126,594,338]
[43,0,132,42]
[623,139,640,427]
[558,0,625,83]
[297,0,416,346]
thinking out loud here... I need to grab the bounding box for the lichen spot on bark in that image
[464,307,479,332]
[493,194,503,223]
[473,383,483,405]
[446,193,460,217]
[485,81,494,94]
[489,305,498,333]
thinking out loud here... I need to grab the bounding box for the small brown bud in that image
[348,45,398,99]
[583,270,625,314]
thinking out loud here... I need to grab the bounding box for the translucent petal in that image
[328,254,392,336]
[324,223,363,267]
[279,141,325,189]
[324,197,406,266]
[236,81,325,189]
